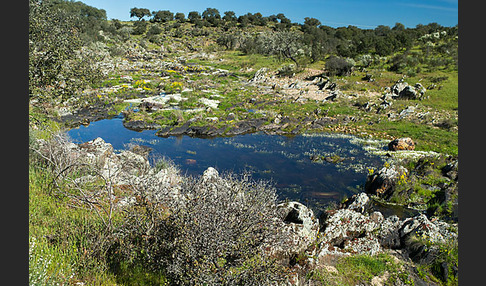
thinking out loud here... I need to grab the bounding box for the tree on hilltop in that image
[223,11,237,22]
[174,12,185,22]
[130,7,151,21]
[202,7,221,26]
[188,11,201,23]
[151,10,173,23]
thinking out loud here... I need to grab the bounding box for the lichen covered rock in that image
[388,137,415,151]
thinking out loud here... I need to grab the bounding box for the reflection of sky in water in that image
[67,117,384,212]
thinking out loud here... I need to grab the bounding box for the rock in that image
[398,106,416,119]
[389,80,426,100]
[311,117,339,127]
[129,145,152,158]
[365,165,408,198]
[249,67,268,83]
[288,81,302,89]
[123,120,162,131]
[315,78,337,91]
[202,167,219,183]
[115,150,151,178]
[277,201,319,255]
[342,192,370,213]
[78,137,114,162]
[294,96,308,103]
[398,214,457,263]
[318,209,382,256]
[199,98,219,109]
[139,100,155,112]
[379,100,392,110]
[442,158,458,181]
[226,112,237,121]
[388,137,415,151]
[325,90,341,101]
[376,215,402,249]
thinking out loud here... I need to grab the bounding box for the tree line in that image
[129,6,458,68]
[29,0,458,99]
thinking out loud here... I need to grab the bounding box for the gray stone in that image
[202,167,220,184]
[318,209,382,257]
[346,193,370,213]
[365,165,409,198]
[389,80,426,100]
[249,67,269,83]
[277,201,320,255]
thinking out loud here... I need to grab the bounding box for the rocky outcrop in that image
[249,67,269,83]
[388,80,426,100]
[398,213,457,264]
[276,201,320,257]
[316,192,457,265]
[388,137,415,151]
[318,208,382,256]
[38,137,183,207]
[365,165,409,198]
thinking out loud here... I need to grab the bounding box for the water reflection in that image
[67,117,384,212]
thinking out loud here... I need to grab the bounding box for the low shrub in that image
[325,56,354,76]
[113,170,287,285]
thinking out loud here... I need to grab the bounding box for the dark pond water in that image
[67,116,385,211]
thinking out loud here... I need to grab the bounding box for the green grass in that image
[370,119,457,155]
[29,131,170,285]
[29,162,119,284]
[189,50,290,78]
[310,253,413,285]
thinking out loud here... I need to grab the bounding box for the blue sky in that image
[79,0,458,29]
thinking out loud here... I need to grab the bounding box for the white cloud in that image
[400,3,457,12]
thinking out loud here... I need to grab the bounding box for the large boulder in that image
[398,214,457,263]
[318,209,382,257]
[276,201,320,257]
[389,80,426,100]
[365,165,409,198]
[388,137,415,151]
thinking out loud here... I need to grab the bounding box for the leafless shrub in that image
[115,169,288,285]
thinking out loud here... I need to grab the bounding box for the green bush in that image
[325,56,354,76]
[29,0,105,100]
[132,20,148,35]
[147,24,162,36]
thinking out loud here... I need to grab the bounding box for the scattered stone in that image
[399,106,416,119]
[249,67,268,83]
[199,98,220,109]
[325,90,341,101]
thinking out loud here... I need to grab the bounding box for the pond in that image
[67,116,386,212]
